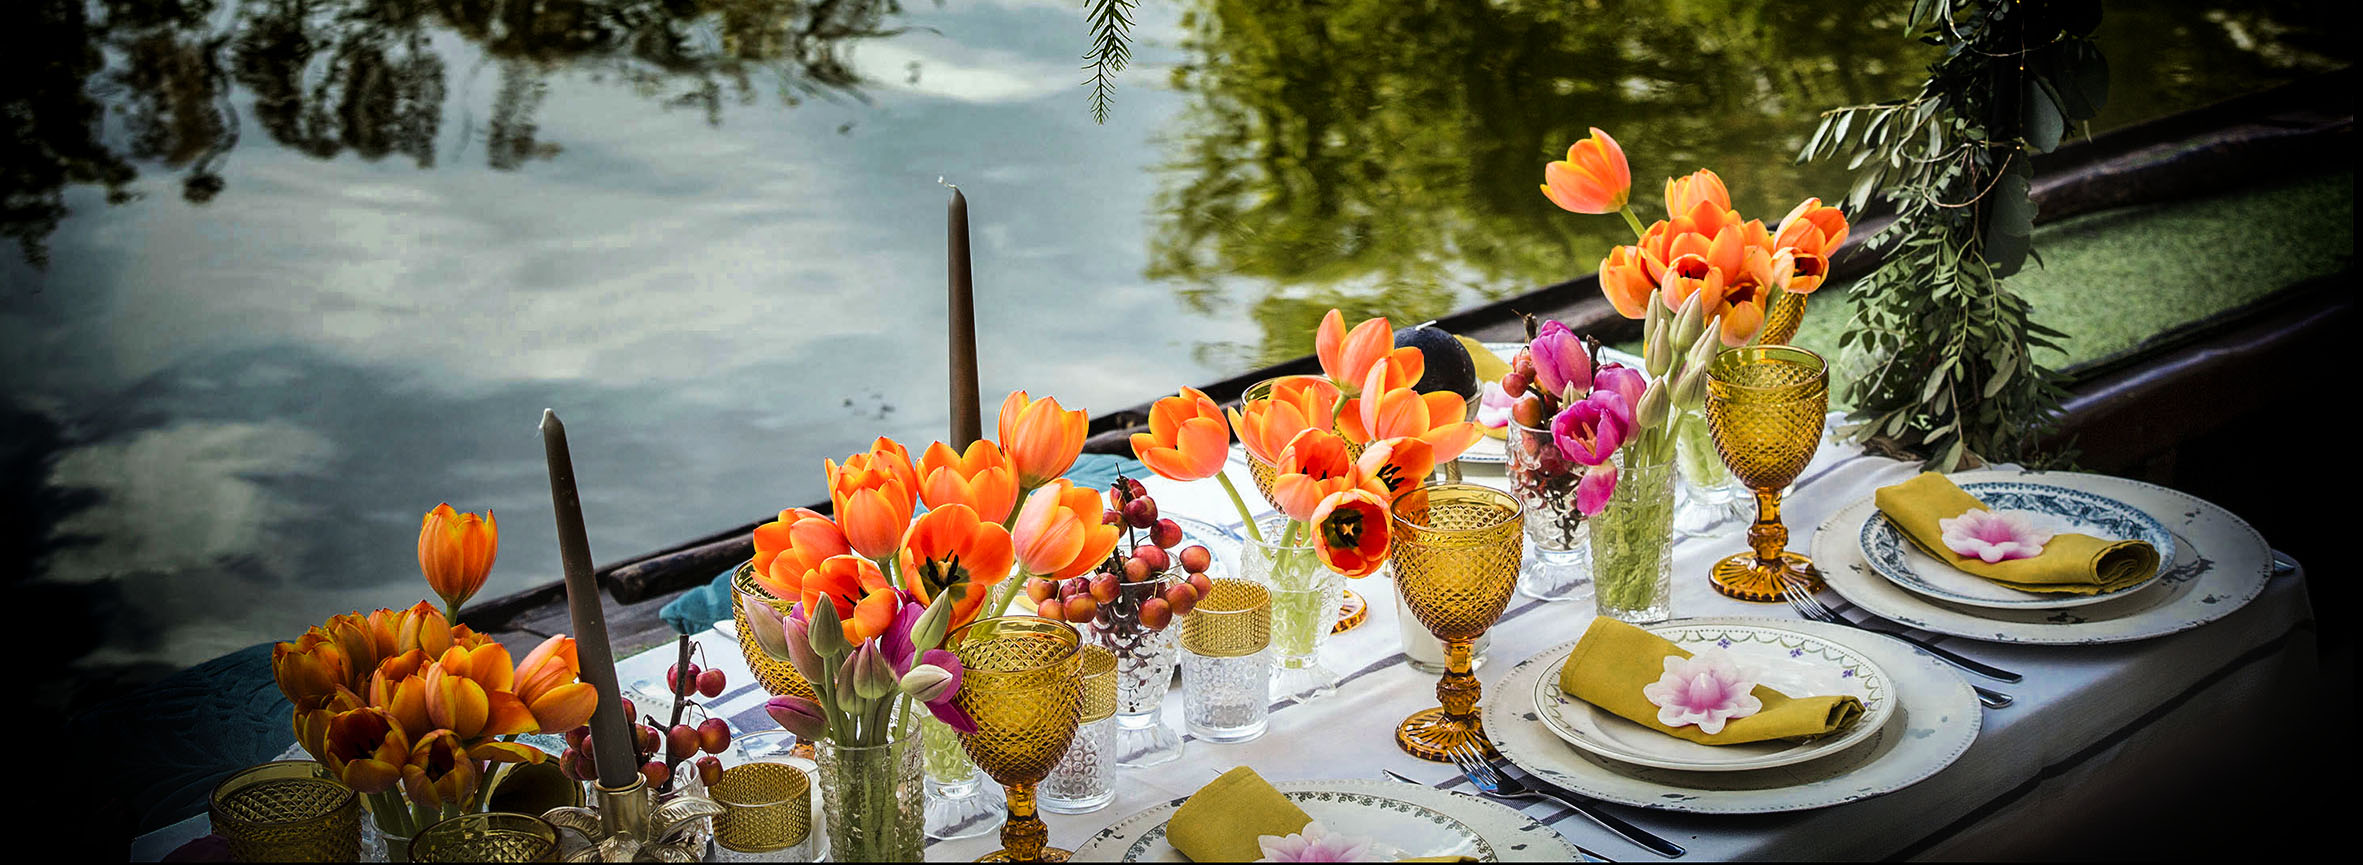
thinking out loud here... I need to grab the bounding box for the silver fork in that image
[1778,576,2016,708]
[1443,739,1685,858]
[1382,770,1615,863]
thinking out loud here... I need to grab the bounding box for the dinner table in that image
[126,425,2314,861]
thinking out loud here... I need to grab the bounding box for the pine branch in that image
[1082,0,1139,124]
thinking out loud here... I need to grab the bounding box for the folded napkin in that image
[1559,618,1864,746]
[1874,472,2159,595]
[1167,767,1472,862]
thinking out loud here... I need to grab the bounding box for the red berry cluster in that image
[1022,476,1213,631]
[561,638,731,792]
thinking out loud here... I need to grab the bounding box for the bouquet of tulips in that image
[271,505,599,838]
[735,389,1121,745]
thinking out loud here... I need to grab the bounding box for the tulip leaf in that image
[2023,78,2064,153]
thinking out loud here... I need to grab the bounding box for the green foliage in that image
[1800,0,2104,470]
[1084,0,1141,124]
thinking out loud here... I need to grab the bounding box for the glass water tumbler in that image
[1180,578,1274,743]
[1041,645,1120,814]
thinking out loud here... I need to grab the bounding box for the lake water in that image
[3,0,2346,689]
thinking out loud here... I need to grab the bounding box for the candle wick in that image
[938,176,957,190]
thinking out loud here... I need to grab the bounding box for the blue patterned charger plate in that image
[1858,481,2175,610]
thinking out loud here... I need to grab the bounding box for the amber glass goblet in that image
[733,562,818,701]
[1387,483,1524,762]
[950,615,1084,862]
[1704,345,1830,601]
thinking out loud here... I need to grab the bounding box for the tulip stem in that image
[1618,205,1648,239]
[1217,472,1265,543]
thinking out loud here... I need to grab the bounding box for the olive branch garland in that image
[1797,0,2106,470]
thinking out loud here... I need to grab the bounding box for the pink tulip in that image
[764,696,829,740]
[1529,321,1592,402]
[1593,364,1647,412]
[1576,462,1620,517]
[1551,392,1631,466]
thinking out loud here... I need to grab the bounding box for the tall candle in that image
[541,409,640,790]
[948,186,983,448]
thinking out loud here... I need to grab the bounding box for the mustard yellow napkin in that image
[1874,472,2159,595]
[1167,767,1476,862]
[1168,767,1313,862]
[1558,618,1863,745]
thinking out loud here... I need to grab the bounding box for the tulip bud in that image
[850,641,897,701]
[1686,318,1723,374]
[780,614,826,688]
[911,593,953,652]
[808,600,852,659]
[899,664,958,703]
[745,601,794,663]
[1671,366,1707,410]
[1636,384,1671,432]
[1643,291,1671,377]
[764,696,829,741]
[1672,290,1707,349]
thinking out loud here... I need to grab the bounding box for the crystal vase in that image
[920,714,1002,841]
[1506,421,1592,601]
[814,733,924,862]
[1672,408,1746,537]
[1095,573,1184,767]
[1238,516,1341,704]
[1592,448,1679,624]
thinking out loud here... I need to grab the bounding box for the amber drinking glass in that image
[710,761,812,855]
[950,616,1085,862]
[1703,345,1830,601]
[207,761,362,862]
[411,813,559,863]
[1386,484,1524,761]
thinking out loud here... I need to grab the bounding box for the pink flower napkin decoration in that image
[1937,508,2055,563]
[1255,822,1386,862]
[1642,648,1763,734]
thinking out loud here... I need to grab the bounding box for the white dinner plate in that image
[1814,469,2272,645]
[1485,616,1979,814]
[1070,778,1588,861]
[1858,480,2173,610]
[1532,621,1893,772]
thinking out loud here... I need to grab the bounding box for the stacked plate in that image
[1071,779,1592,862]
[1484,617,1980,814]
[1812,469,2273,645]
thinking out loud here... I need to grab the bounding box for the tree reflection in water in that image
[1,0,906,265]
[1151,0,2350,370]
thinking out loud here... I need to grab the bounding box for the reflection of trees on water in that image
[2,0,908,265]
[1154,0,2352,370]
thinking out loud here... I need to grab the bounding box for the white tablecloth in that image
[132,434,2315,860]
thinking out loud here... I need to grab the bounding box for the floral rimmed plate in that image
[1530,623,1893,772]
[1485,617,1980,815]
[1857,480,2174,610]
[1814,469,2272,645]
[1069,779,1588,862]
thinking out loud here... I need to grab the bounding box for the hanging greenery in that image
[1799,0,2107,470]
[1085,0,1141,124]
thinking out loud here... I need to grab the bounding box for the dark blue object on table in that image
[87,642,297,838]
[659,452,1147,634]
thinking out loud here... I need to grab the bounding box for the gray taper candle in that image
[948,186,982,448]
[541,409,639,790]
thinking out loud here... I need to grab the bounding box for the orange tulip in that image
[898,504,1015,629]
[371,668,432,741]
[1268,429,1363,523]
[513,634,598,733]
[1774,198,1849,294]
[998,391,1088,489]
[273,628,349,707]
[1664,169,1732,221]
[751,507,828,577]
[1011,479,1124,580]
[1541,128,1632,215]
[917,440,1020,524]
[1338,360,1485,462]
[320,706,410,794]
[1658,251,1728,316]
[804,554,899,644]
[1131,386,1231,482]
[423,644,537,740]
[825,437,919,561]
[395,600,456,660]
[754,512,851,603]
[418,504,497,613]
[1310,488,1391,578]
[1316,309,1424,394]
[402,730,482,811]
[1355,436,1437,499]
[1597,245,1656,320]
[1230,376,1340,464]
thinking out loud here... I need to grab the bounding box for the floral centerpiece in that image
[271,505,599,851]
[1536,127,1849,620]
